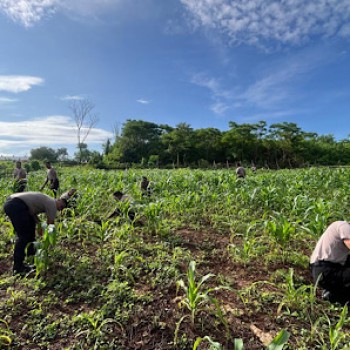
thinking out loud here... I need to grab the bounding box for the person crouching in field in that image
[13,161,28,193]
[3,190,74,275]
[108,191,136,222]
[140,176,153,197]
[40,161,60,198]
[310,221,350,304]
[235,162,246,179]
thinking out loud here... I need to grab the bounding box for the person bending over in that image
[3,190,73,275]
[310,221,350,304]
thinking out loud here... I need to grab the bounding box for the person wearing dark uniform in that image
[310,221,350,304]
[3,191,70,275]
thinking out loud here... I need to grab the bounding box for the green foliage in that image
[1,167,350,349]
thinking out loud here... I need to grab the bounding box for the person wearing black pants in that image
[310,221,350,304]
[4,198,36,273]
[3,192,70,275]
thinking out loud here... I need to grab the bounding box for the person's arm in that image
[344,239,350,249]
[33,214,44,236]
[40,177,48,190]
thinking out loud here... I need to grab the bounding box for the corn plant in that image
[0,319,13,348]
[175,261,228,345]
[193,329,289,350]
[315,305,350,350]
[176,261,216,326]
[33,223,57,276]
[265,215,295,248]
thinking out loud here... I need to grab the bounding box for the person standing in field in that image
[3,191,73,275]
[236,162,246,179]
[13,161,27,193]
[40,161,59,197]
[310,221,350,304]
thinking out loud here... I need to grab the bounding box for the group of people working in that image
[5,161,350,305]
[5,161,153,275]
[13,161,59,197]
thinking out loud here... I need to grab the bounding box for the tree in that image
[30,147,58,162]
[194,128,224,163]
[74,143,92,163]
[69,98,98,163]
[162,123,194,167]
[103,139,111,156]
[222,122,258,163]
[56,147,68,161]
[113,120,168,163]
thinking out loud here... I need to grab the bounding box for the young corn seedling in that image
[175,261,229,345]
[192,329,289,350]
[33,223,57,276]
[0,319,13,348]
[176,260,216,326]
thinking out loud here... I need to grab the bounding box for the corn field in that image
[1,166,350,349]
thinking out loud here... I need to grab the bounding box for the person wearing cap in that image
[13,161,27,193]
[40,161,60,197]
[3,191,72,275]
[310,221,350,304]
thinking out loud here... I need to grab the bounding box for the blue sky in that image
[0,0,350,157]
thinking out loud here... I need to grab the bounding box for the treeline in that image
[96,119,349,169]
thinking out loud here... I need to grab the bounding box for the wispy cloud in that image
[0,75,44,93]
[60,95,85,101]
[0,115,113,155]
[0,96,18,104]
[0,0,122,27]
[190,72,234,115]
[136,99,151,104]
[190,48,335,115]
[181,0,350,47]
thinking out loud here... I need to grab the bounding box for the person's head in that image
[45,161,52,169]
[60,188,77,200]
[56,198,68,211]
[16,161,21,169]
[113,191,123,201]
[237,162,241,167]
[142,176,148,181]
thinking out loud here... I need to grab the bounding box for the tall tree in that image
[113,120,167,163]
[30,147,58,162]
[162,123,194,167]
[194,128,224,163]
[69,98,98,163]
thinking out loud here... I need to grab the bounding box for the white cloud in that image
[136,99,151,104]
[0,115,113,156]
[0,96,18,103]
[0,75,44,93]
[0,0,58,28]
[60,95,85,101]
[181,0,350,47]
[0,0,122,27]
